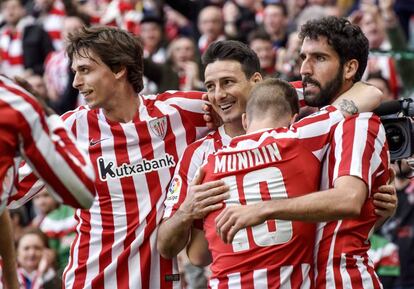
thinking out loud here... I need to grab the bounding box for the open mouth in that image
[81,90,93,98]
[219,102,235,111]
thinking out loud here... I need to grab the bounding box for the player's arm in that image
[373,169,398,228]
[8,77,95,209]
[157,163,229,259]
[215,175,367,243]
[0,209,19,289]
[187,227,212,267]
[332,82,382,116]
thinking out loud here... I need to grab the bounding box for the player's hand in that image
[215,203,266,244]
[14,76,55,116]
[178,169,229,220]
[202,93,222,130]
[373,168,398,218]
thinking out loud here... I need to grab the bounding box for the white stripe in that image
[254,268,268,289]
[349,116,368,180]
[325,220,342,289]
[355,255,375,289]
[209,278,219,289]
[280,265,293,289]
[228,272,241,289]
[301,263,311,289]
[340,253,352,289]
[63,209,82,289]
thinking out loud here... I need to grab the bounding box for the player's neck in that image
[246,119,289,134]
[103,85,139,123]
[223,122,246,138]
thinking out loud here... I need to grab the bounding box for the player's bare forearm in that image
[333,82,382,115]
[157,211,194,259]
[0,210,19,289]
[187,228,212,267]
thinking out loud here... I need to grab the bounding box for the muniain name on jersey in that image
[214,142,282,174]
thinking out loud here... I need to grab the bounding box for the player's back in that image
[202,128,321,289]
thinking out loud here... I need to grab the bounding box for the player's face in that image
[204,60,259,125]
[17,234,45,272]
[299,36,344,107]
[71,49,118,110]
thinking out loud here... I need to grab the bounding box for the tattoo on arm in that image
[338,99,358,115]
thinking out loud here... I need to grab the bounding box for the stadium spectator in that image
[197,5,226,54]
[0,0,54,77]
[15,227,61,289]
[248,30,279,78]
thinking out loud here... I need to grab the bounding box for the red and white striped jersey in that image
[164,81,305,220]
[163,125,232,218]
[38,7,65,51]
[0,22,26,78]
[14,91,208,289]
[310,113,389,289]
[0,75,95,213]
[200,107,345,289]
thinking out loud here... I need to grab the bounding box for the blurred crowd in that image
[1,0,414,288]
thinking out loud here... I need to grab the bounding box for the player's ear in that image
[242,113,248,131]
[250,72,263,84]
[114,66,127,79]
[344,59,358,81]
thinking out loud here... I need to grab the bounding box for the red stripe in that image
[345,256,363,289]
[361,116,381,194]
[139,102,174,289]
[48,30,62,40]
[110,123,138,289]
[290,266,304,289]
[170,138,207,216]
[338,117,355,177]
[267,267,280,289]
[89,113,115,289]
[67,210,91,289]
[70,112,97,289]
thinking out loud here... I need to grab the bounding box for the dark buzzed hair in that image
[246,78,299,121]
[202,40,261,79]
[67,26,144,93]
[299,16,369,82]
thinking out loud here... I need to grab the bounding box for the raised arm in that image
[215,175,367,244]
[332,82,382,116]
[2,76,95,209]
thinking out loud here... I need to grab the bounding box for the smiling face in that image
[71,48,119,110]
[17,233,45,273]
[204,60,260,129]
[299,36,344,107]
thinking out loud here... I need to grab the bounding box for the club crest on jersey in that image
[165,176,182,204]
[149,117,167,139]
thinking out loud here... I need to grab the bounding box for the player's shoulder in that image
[60,105,92,122]
[343,112,381,124]
[141,90,204,102]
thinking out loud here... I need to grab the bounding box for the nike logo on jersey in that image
[97,154,176,181]
[89,138,110,147]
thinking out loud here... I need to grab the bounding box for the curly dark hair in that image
[67,26,144,93]
[299,16,369,82]
[202,40,261,79]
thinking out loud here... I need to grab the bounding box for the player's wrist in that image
[176,207,196,225]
